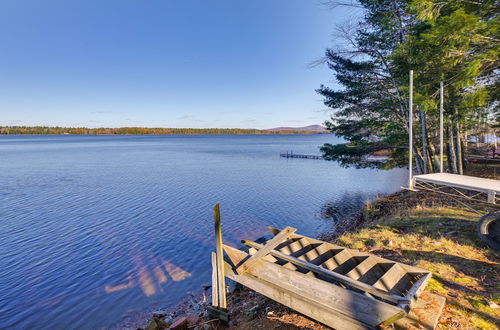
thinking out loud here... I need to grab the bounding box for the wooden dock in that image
[280,151,322,159]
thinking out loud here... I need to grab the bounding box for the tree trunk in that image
[447,143,453,172]
[460,136,467,172]
[428,142,440,172]
[455,119,463,175]
[419,107,429,174]
[448,118,458,174]
[413,147,425,175]
[493,129,498,151]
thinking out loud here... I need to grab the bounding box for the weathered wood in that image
[224,245,406,329]
[280,152,322,160]
[220,227,436,329]
[213,204,226,308]
[237,226,296,273]
[269,226,431,274]
[226,266,369,329]
[242,239,408,304]
[373,264,406,292]
[405,272,432,303]
[206,305,229,322]
[346,257,377,280]
[394,292,445,329]
[211,252,218,307]
[277,237,310,256]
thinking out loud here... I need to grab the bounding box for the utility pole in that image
[409,70,414,189]
[439,82,444,172]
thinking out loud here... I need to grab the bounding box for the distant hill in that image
[267,125,327,132]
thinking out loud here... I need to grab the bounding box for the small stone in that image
[383,239,393,247]
[152,310,167,317]
[146,320,159,330]
[267,311,275,316]
[227,280,242,294]
[186,314,200,326]
[245,305,260,319]
[169,316,188,330]
[488,301,499,309]
[364,239,376,247]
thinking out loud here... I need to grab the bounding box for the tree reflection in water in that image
[320,192,377,234]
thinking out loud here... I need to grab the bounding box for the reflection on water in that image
[320,192,376,221]
[104,248,192,297]
[0,135,406,329]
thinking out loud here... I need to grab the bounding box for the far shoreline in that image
[0,125,328,136]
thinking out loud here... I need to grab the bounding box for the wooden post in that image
[409,70,414,188]
[237,226,296,274]
[207,204,229,322]
[213,204,226,309]
[211,252,219,307]
[439,81,444,173]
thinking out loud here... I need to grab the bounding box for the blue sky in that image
[0,1,358,129]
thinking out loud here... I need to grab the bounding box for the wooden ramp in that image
[213,225,435,330]
[413,173,500,204]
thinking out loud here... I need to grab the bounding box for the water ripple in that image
[0,135,406,329]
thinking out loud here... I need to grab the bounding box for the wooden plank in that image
[331,253,358,274]
[237,226,296,273]
[213,204,226,308]
[345,257,376,280]
[269,226,431,274]
[211,252,218,307]
[224,245,405,328]
[311,248,345,270]
[226,266,369,329]
[297,243,328,263]
[394,292,446,329]
[242,240,408,304]
[405,272,432,302]
[373,264,406,292]
[280,237,312,256]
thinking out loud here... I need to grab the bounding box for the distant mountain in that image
[267,125,327,132]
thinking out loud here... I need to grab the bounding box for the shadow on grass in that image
[446,299,500,326]
[400,249,494,278]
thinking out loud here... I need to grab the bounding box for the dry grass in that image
[331,201,500,329]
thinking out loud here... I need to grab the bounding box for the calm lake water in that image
[0,135,406,329]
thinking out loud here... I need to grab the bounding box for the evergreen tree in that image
[319,0,499,172]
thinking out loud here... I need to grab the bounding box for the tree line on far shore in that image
[0,126,321,135]
[318,0,498,173]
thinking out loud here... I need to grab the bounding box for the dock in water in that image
[280,151,321,159]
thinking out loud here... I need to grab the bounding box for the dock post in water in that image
[207,204,229,321]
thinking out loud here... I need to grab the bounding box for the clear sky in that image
[0,0,358,129]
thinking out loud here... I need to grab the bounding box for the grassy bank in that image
[330,191,499,329]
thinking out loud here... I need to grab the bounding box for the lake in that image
[0,135,406,329]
